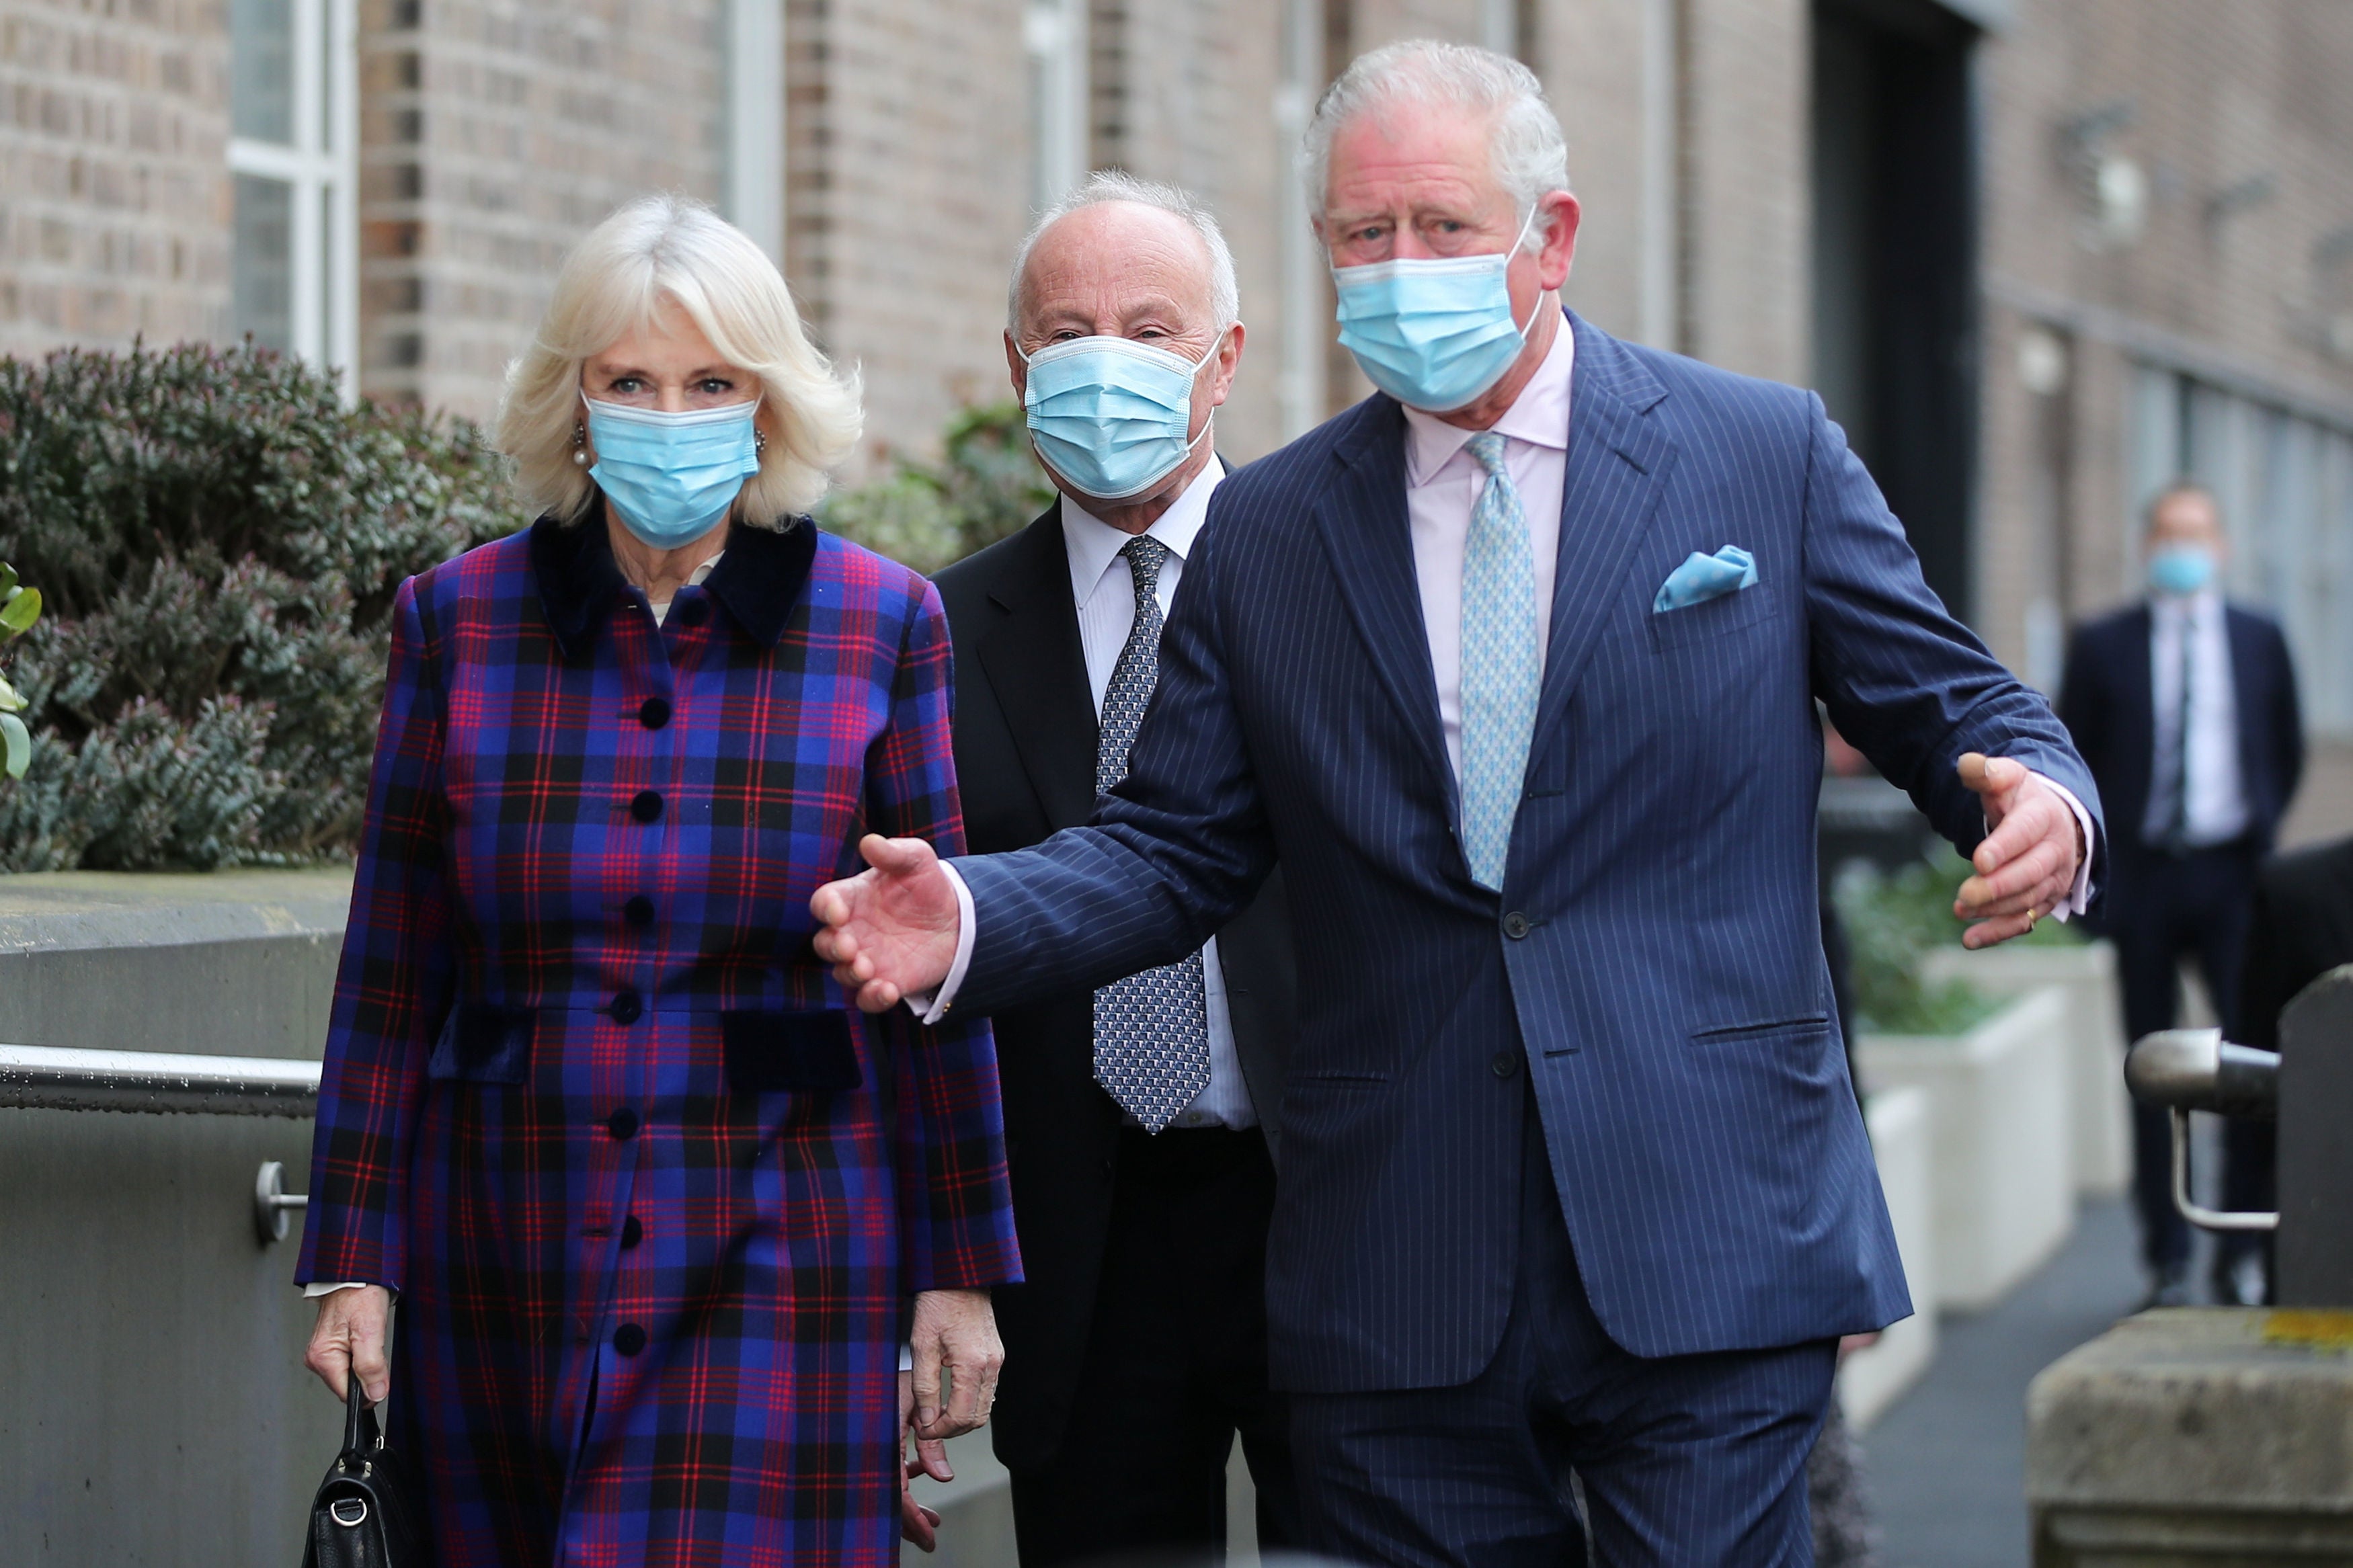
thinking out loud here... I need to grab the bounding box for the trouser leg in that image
[1289,1088,1833,1568]
[1008,1126,1283,1568]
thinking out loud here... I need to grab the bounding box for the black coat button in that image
[606,1106,639,1140]
[1491,1051,1521,1078]
[620,1215,643,1249]
[679,600,709,627]
[639,697,671,730]
[1503,911,1531,940]
[610,989,643,1024]
[624,895,655,927]
[613,1323,647,1356]
[630,790,663,823]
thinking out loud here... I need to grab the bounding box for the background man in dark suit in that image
[931,171,1300,1566]
[820,42,2099,1564]
[2059,482,2303,1305]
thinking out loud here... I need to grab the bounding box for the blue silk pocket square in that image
[1652,546,1758,613]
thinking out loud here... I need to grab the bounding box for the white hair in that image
[1306,40,1572,251]
[498,193,863,528]
[1006,171,1241,335]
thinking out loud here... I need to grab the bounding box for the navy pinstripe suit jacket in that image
[954,313,2104,1393]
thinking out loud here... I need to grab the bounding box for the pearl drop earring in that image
[572,421,588,466]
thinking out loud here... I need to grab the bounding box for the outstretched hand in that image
[1953,753,2085,949]
[811,834,961,1013]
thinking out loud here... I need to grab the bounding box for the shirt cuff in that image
[903,860,976,1026]
[2011,771,2096,919]
[304,1281,368,1298]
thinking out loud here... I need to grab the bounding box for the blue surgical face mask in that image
[1021,333,1221,501]
[1332,206,1542,413]
[2149,543,2217,597]
[584,396,762,550]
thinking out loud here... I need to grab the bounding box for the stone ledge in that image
[0,869,354,1059]
[0,868,354,952]
[2029,1309,2353,1515]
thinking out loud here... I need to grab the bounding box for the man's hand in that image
[305,1285,393,1403]
[811,835,960,1014]
[908,1288,1003,1442]
[1954,753,2085,949]
[898,1370,948,1552]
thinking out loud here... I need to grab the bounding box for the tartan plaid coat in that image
[296,514,1021,1567]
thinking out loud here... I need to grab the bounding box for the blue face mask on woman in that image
[1332,207,1542,413]
[1021,333,1221,501]
[584,397,763,550]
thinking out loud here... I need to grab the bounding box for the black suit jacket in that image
[934,495,1297,1471]
[2238,837,2353,1049]
[2058,600,2303,872]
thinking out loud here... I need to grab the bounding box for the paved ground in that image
[1862,1196,2147,1568]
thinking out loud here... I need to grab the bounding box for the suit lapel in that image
[1529,317,1679,757]
[974,504,1100,830]
[1312,399,1458,815]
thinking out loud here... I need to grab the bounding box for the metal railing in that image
[0,1041,319,1118]
[0,1042,321,1242]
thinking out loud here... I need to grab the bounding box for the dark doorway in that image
[1810,0,1982,624]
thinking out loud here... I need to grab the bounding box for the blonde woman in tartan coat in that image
[295,195,1021,1567]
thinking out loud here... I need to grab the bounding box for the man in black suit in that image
[932,171,1300,1565]
[2059,481,2304,1304]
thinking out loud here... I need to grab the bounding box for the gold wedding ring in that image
[2025,906,2040,932]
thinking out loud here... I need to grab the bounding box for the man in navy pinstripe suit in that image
[819,41,2102,1567]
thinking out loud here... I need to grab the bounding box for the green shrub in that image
[1832,848,2079,1035]
[822,402,1051,575]
[0,343,526,871]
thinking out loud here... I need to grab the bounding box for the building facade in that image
[2,0,2350,833]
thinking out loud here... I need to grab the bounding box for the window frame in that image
[227,0,360,378]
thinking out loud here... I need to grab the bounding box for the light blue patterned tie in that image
[1458,431,1540,891]
[1092,536,1211,1132]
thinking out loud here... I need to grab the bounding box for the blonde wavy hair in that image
[498,194,862,528]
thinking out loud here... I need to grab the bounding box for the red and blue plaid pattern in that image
[297,516,1020,1567]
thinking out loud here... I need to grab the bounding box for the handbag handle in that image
[340,1374,385,1460]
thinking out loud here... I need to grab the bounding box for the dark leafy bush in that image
[0,343,527,871]
[822,402,1052,574]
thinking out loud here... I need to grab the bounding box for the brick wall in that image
[782,0,1031,478]
[356,0,728,422]
[1086,0,1289,462]
[0,0,229,358]
[1678,0,1807,384]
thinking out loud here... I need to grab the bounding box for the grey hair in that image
[1306,40,1571,250]
[1006,170,1241,335]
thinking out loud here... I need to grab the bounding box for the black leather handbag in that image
[301,1376,428,1568]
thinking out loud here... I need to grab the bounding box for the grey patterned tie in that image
[1092,535,1211,1132]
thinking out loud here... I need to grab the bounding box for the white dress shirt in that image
[1060,462,1256,1130]
[2143,588,2249,848]
[919,307,2095,1022]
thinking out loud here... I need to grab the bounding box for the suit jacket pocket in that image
[426,1001,534,1083]
[1648,582,1776,651]
[723,1008,863,1094]
[1689,1014,1831,1046]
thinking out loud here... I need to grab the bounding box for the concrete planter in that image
[1839,1084,1938,1428]
[1860,985,2076,1311]
[1919,939,2132,1198]
[0,869,352,1568]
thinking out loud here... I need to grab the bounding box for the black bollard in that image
[2276,965,2353,1307]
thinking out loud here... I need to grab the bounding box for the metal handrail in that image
[0,1042,320,1118]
